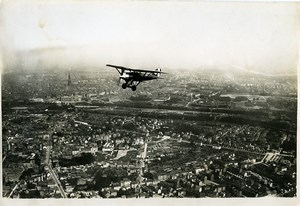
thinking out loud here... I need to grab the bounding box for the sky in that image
[0,1,299,74]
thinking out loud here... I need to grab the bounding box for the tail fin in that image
[155,68,161,77]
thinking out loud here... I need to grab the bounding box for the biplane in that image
[107,64,165,91]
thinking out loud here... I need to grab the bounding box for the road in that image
[47,164,67,198]
[205,144,266,156]
[7,180,23,198]
[185,97,201,107]
[172,138,266,156]
[2,155,6,163]
[45,128,67,198]
[45,144,51,165]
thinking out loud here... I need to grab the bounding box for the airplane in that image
[106,64,166,91]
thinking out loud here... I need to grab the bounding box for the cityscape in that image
[2,68,297,198]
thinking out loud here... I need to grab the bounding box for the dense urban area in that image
[2,68,297,198]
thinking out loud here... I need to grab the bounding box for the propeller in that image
[116,77,122,85]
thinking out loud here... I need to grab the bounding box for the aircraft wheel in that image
[122,83,127,89]
[131,85,137,91]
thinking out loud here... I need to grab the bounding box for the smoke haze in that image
[1,1,299,74]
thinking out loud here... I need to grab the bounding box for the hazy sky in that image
[1,1,299,74]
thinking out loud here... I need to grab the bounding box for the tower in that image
[68,71,71,86]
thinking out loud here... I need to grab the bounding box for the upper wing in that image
[106,64,130,71]
[106,64,166,74]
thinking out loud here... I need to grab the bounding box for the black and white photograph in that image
[0,0,299,204]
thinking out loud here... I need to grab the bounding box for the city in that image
[2,68,297,198]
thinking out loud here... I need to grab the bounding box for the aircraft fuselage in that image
[120,72,158,82]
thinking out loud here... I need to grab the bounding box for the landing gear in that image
[121,81,139,91]
[131,85,137,91]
